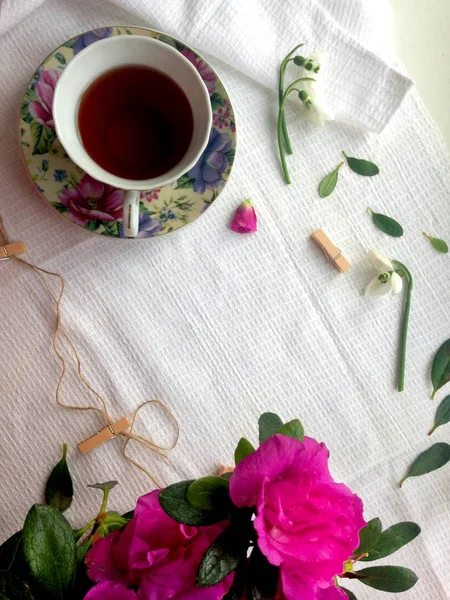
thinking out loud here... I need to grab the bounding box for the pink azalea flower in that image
[29,69,61,128]
[57,173,123,225]
[231,199,257,233]
[85,490,233,599]
[229,435,366,600]
[84,581,137,600]
[181,49,217,95]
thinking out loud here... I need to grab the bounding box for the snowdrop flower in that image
[365,250,403,297]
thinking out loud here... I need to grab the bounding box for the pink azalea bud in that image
[230,199,257,233]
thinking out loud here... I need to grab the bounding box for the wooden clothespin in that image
[0,241,27,261]
[79,417,131,454]
[311,229,351,273]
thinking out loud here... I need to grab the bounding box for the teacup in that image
[53,35,212,237]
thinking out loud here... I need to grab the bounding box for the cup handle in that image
[122,190,140,238]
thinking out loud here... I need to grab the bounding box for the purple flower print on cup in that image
[120,213,162,238]
[188,129,232,195]
[181,49,217,95]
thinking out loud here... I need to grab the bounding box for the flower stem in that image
[279,44,304,154]
[99,488,110,514]
[392,260,413,392]
[73,519,96,540]
[278,77,317,184]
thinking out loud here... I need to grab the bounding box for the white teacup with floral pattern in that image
[53,35,212,237]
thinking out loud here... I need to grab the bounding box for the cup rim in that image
[53,35,212,191]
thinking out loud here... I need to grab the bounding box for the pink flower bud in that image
[230,199,257,233]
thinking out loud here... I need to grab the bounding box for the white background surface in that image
[391,0,450,148]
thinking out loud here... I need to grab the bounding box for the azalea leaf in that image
[342,151,379,176]
[45,444,73,513]
[159,481,228,526]
[187,477,230,512]
[431,338,450,399]
[319,162,344,197]
[361,522,420,561]
[339,588,357,600]
[353,566,418,592]
[0,571,34,600]
[353,518,382,557]
[400,443,450,486]
[277,419,304,441]
[258,413,283,444]
[429,395,450,435]
[247,546,279,600]
[369,209,403,237]
[197,525,245,587]
[424,233,448,253]
[234,438,255,465]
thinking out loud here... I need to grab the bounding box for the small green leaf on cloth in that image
[45,444,73,513]
[424,233,448,253]
[197,525,245,587]
[431,339,450,399]
[23,504,76,599]
[353,518,382,557]
[353,566,418,592]
[234,438,255,465]
[277,419,304,441]
[342,151,379,176]
[187,477,230,512]
[429,395,450,435]
[319,162,344,197]
[258,413,283,444]
[159,481,228,526]
[369,209,403,237]
[361,522,421,561]
[400,443,450,486]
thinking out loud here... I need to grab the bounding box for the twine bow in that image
[0,218,179,486]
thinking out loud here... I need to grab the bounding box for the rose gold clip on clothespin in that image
[0,241,27,261]
[79,417,131,454]
[311,229,351,273]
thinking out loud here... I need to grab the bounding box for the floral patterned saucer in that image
[20,26,237,238]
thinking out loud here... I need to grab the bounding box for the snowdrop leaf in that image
[424,233,448,253]
[400,443,450,486]
[354,566,418,592]
[429,395,450,435]
[342,151,379,176]
[431,339,450,399]
[369,209,403,238]
[361,522,421,561]
[319,162,343,197]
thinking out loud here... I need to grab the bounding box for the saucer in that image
[20,26,237,238]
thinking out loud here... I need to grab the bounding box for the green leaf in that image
[223,560,247,600]
[121,511,134,520]
[0,571,34,600]
[429,395,450,435]
[258,413,283,444]
[45,444,73,513]
[424,233,448,253]
[339,587,357,600]
[30,122,56,156]
[21,103,33,125]
[234,438,255,465]
[187,477,230,512]
[0,533,24,574]
[354,566,418,592]
[197,525,244,587]
[400,443,450,486]
[319,162,343,197]
[23,504,76,598]
[75,539,92,564]
[361,522,420,561]
[87,481,118,491]
[278,419,304,441]
[431,339,450,399]
[51,202,69,214]
[369,209,403,237]
[176,174,195,189]
[342,151,379,176]
[63,39,76,48]
[84,220,102,232]
[159,481,228,526]
[210,92,225,111]
[353,518,382,557]
[247,546,279,600]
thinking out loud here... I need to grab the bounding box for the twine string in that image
[0,218,179,485]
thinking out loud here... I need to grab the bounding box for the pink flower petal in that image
[41,69,61,89]
[28,101,53,127]
[57,187,83,207]
[78,173,104,201]
[66,209,91,226]
[83,581,137,600]
[85,530,129,585]
[35,79,55,115]
[230,199,257,233]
